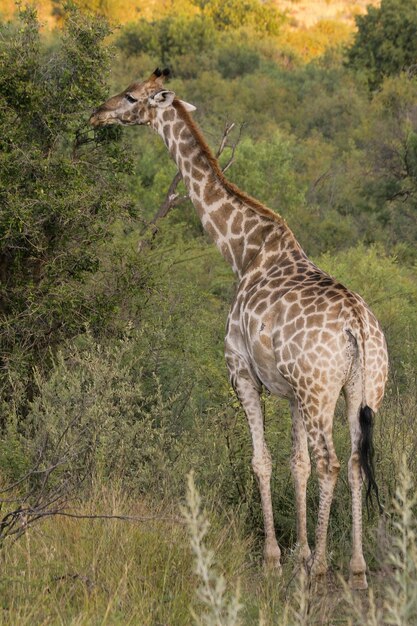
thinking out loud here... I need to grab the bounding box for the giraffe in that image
[90,68,388,590]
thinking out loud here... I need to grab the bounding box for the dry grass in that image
[279,0,380,29]
[0,484,192,625]
[276,0,381,60]
[1,461,416,625]
[0,482,248,625]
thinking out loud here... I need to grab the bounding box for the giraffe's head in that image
[89,67,196,128]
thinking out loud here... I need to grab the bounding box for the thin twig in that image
[37,510,184,524]
[215,121,235,158]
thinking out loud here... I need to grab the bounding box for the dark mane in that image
[172,99,284,225]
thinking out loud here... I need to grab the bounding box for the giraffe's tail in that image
[348,318,383,515]
[359,404,383,514]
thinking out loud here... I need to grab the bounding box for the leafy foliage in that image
[346,0,417,89]
[116,14,217,69]
[0,6,143,407]
[196,0,283,35]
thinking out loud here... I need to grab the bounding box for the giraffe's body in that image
[90,70,388,589]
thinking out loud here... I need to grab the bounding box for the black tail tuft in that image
[359,405,383,515]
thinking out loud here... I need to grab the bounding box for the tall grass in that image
[0,484,193,625]
[0,481,249,625]
[1,330,416,624]
[182,472,243,626]
[1,460,417,624]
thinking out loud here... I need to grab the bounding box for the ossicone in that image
[151,67,171,80]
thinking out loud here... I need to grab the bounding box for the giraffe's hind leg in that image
[344,376,368,590]
[300,397,340,580]
[289,398,312,564]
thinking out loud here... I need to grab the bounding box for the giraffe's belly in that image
[226,308,294,398]
[247,329,294,397]
[256,360,294,397]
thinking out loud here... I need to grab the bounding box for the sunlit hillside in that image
[277,0,381,59]
[0,0,381,60]
[279,0,380,28]
[0,0,199,25]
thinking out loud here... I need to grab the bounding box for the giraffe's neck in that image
[152,101,288,278]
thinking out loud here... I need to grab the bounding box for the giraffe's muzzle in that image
[89,110,102,127]
[89,108,116,127]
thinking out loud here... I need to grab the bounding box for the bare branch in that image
[221,122,244,174]
[137,171,183,252]
[30,510,183,524]
[150,170,184,226]
[0,429,92,545]
[0,502,183,546]
[215,122,235,159]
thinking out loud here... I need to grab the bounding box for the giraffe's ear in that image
[179,99,197,112]
[149,90,175,108]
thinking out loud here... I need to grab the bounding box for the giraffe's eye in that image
[125,94,138,104]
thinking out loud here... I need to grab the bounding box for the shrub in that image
[116,15,217,68]
[346,0,417,89]
[0,6,145,412]
[217,43,261,78]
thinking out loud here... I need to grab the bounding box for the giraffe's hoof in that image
[263,557,282,575]
[296,545,312,566]
[263,543,282,574]
[309,557,328,582]
[349,571,368,591]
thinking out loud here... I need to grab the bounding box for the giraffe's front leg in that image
[229,365,281,573]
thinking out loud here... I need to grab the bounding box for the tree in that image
[195,0,283,35]
[346,0,417,89]
[0,6,141,412]
[116,14,216,69]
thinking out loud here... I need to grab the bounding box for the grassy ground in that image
[1,469,414,625]
[0,485,192,625]
[0,484,245,625]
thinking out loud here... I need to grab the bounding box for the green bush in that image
[23,332,181,494]
[198,0,283,35]
[0,6,144,411]
[226,132,304,212]
[346,0,417,89]
[116,15,217,69]
[217,42,261,78]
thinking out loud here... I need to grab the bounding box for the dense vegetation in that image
[0,1,416,623]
